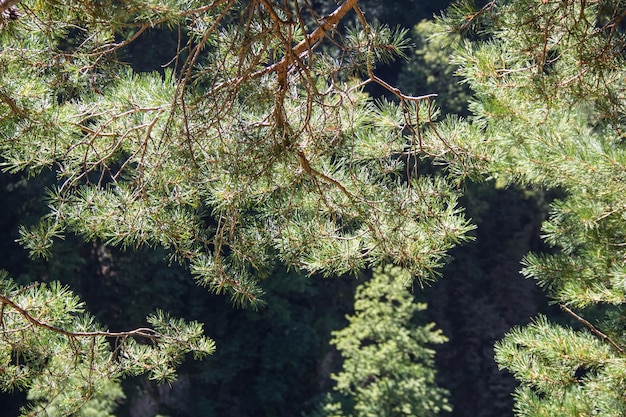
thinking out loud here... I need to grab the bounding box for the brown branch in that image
[297,150,355,200]
[0,293,161,340]
[368,74,438,102]
[266,0,358,73]
[0,90,27,118]
[560,304,625,355]
[207,0,359,94]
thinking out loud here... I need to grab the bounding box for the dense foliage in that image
[1,0,472,306]
[0,270,214,416]
[0,0,469,415]
[323,266,450,417]
[434,0,626,415]
[3,0,625,416]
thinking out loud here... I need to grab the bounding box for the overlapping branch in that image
[560,304,625,355]
[0,292,161,340]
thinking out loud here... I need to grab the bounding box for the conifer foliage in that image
[0,0,472,414]
[0,272,214,416]
[7,0,626,415]
[433,0,626,415]
[1,0,471,304]
[322,266,451,417]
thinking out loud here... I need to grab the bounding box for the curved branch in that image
[0,90,27,118]
[0,293,161,340]
[208,0,359,94]
[297,150,355,200]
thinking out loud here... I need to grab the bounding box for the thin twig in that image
[0,293,161,340]
[560,304,625,355]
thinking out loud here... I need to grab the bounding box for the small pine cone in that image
[1,5,20,21]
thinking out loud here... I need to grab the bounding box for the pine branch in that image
[0,90,27,118]
[560,304,625,355]
[454,0,496,32]
[264,0,358,75]
[297,150,355,200]
[0,292,161,340]
[207,0,359,94]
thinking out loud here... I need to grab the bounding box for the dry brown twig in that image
[560,304,625,355]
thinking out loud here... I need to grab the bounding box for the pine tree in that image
[319,266,451,417]
[432,1,626,415]
[0,0,473,414]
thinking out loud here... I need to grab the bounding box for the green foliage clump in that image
[432,0,626,415]
[0,272,214,416]
[495,315,626,417]
[1,0,473,308]
[321,266,451,417]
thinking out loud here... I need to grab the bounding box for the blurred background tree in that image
[318,266,451,417]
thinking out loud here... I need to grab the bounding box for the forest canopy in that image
[1,0,626,416]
